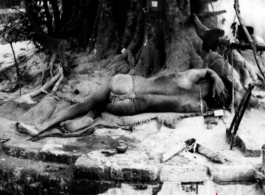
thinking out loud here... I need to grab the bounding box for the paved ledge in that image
[209,164,257,183]
[74,153,260,184]
[74,151,160,182]
[0,154,72,195]
[159,165,208,183]
[0,110,264,194]
[1,139,81,165]
[0,152,263,195]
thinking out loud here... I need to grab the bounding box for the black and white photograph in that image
[0,0,264,194]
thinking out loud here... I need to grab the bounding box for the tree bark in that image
[24,0,210,77]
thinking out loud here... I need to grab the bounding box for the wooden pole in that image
[10,42,21,95]
[234,0,265,81]
[262,144,265,174]
[231,49,235,114]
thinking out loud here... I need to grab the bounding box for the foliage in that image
[230,21,237,37]
[2,8,30,43]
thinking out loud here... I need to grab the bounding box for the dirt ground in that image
[0,41,265,195]
[0,41,264,158]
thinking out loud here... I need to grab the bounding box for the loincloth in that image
[109,75,139,113]
[109,92,137,102]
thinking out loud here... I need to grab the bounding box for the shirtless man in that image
[17,68,230,136]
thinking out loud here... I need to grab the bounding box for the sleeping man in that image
[17,68,232,136]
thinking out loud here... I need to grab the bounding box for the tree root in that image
[38,67,49,86]
[17,54,65,104]
[17,72,61,104]
[49,53,57,77]
[52,66,64,92]
[30,72,61,98]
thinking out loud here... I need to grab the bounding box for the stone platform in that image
[0,109,264,194]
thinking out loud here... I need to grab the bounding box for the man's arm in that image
[190,69,228,105]
[204,69,226,97]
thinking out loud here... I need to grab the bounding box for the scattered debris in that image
[0,138,9,144]
[116,140,128,154]
[195,143,229,164]
[161,137,229,164]
[101,149,116,157]
[44,164,66,173]
[161,138,196,163]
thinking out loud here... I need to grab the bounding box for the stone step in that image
[0,153,72,194]
[74,150,260,184]
[0,139,81,165]
[0,152,262,195]
[0,153,158,195]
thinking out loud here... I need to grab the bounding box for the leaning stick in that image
[231,50,235,114]
[10,42,21,95]
[234,0,265,80]
[161,142,186,163]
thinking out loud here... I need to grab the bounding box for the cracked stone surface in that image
[0,107,264,194]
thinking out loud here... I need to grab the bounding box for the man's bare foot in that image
[16,122,39,136]
[60,117,94,132]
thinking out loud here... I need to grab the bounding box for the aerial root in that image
[52,66,64,92]
[49,53,57,77]
[30,72,61,98]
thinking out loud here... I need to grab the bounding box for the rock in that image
[236,133,261,157]
[209,164,256,183]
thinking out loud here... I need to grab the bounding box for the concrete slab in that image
[237,133,261,157]
[233,110,265,156]
[0,109,264,194]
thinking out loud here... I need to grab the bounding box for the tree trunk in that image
[24,0,219,77]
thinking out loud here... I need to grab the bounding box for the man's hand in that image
[212,76,228,106]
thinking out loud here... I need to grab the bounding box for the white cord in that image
[199,84,204,115]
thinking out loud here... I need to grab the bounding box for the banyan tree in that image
[23,0,219,78]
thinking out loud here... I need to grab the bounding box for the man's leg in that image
[60,109,101,132]
[39,74,134,130]
[17,82,112,136]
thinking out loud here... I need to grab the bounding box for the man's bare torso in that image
[106,71,213,115]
